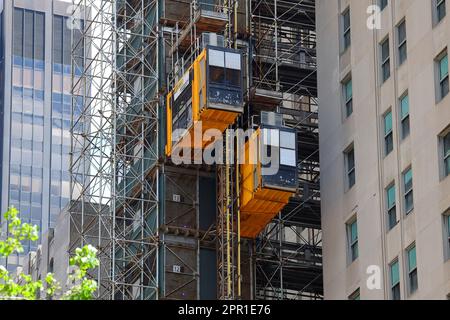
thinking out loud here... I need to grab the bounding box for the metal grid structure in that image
[70,0,160,299]
[70,0,321,300]
[248,0,323,299]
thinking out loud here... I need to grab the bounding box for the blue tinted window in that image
[13,55,22,66]
[52,118,62,129]
[53,63,62,73]
[35,90,44,101]
[52,92,62,102]
[23,88,33,99]
[64,64,71,74]
[13,86,22,97]
[35,60,44,70]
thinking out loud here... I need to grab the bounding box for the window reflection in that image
[13,66,22,86]
[34,70,44,90]
[53,73,62,93]
[23,68,33,88]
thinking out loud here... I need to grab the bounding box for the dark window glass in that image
[346,148,355,189]
[209,66,225,84]
[344,79,353,117]
[403,168,414,214]
[384,111,393,155]
[398,21,407,65]
[390,260,400,300]
[381,38,390,82]
[34,13,45,62]
[407,246,418,294]
[24,10,34,60]
[400,95,410,139]
[63,17,71,66]
[225,69,240,87]
[444,132,450,177]
[348,220,358,262]
[439,54,449,99]
[437,0,446,22]
[13,8,23,57]
[342,9,351,50]
[387,185,397,230]
[53,16,63,65]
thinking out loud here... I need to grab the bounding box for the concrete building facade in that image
[0,0,81,270]
[317,0,450,299]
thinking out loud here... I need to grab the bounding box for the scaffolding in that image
[70,0,160,299]
[70,0,322,300]
[245,0,321,299]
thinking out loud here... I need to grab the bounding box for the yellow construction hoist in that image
[165,44,298,299]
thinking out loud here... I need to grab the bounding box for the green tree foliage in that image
[0,207,99,300]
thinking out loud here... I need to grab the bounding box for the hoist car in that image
[166,46,244,157]
[240,117,298,238]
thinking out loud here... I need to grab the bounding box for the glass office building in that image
[0,0,81,269]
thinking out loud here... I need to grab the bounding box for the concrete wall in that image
[317,0,450,300]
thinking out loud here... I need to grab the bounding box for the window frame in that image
[343,76,353,118]
[446,134,450,176]
[390,259,401,300]
[444,212,450,260]
[406,244,418,295]
[403,167,414,215]
[386,183,397,230]
[342,8,351,52]
[381,37,391,83]
[436,50,449,102]
[436,0,447,24]
[397,20,407,66]
[348,288,360,300]
[379,0,388,11]
[345,146,356,190]
[439,53,449,99]
[442,130,450,178]
[400,93,410,140]
[347,218,359,263]
[384,110,394,156]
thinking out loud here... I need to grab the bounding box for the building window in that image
[403,168,414,214]
[347,219,359,263]
[349,288,360,300]
[437,52,449,101]
[342,8,351,51]
[343,77,353,117]
[345,147,356,189]
[397,20,407,65]
[400,94,410,139]
[444,213,450,260]
[379,0,388,10]
[384,111,393,155]
[387,184,397,230]
[443,131,450,178]
[381,37,391,82]
[407,244,418,295]
[390,259,401,300]
[435,0,447,24]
